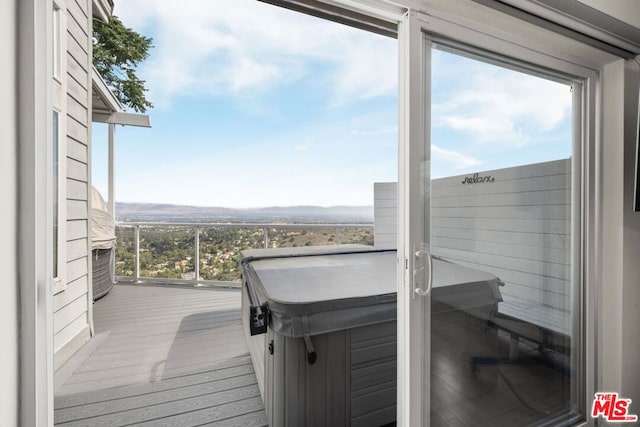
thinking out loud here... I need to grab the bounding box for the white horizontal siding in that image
[67,75,88,108]
[66,257,87,289]
[67,157,87,181]
[66,137,87,163]
[54,296,88,335]
[67,178,87,200]
[67,219,88,241]
[54,0,91,370]
[54,275,88,312]
[54,315,89,354]
[67,54,87,90]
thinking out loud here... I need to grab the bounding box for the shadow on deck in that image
[54,283,268,426]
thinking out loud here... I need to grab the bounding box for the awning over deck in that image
[91,66,151,218]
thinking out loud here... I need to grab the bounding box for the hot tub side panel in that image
[265,321,397,427]
[350,320,397,427]
[268,329,351,426]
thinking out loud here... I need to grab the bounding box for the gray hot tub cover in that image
[242,248,503,339]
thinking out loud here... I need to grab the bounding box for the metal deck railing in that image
[115,222,373,286]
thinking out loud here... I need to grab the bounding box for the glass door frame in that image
[396,7,600,426]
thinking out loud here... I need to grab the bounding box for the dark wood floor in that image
[54,283,268,426]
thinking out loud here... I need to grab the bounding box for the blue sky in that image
[92,0,572,208]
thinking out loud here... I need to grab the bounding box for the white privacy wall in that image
[373,159,572,334]
[374,182,398,250]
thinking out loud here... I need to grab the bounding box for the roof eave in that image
[92,66,122,116]
[92,0,114,23]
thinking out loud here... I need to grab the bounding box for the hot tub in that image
[241,246,503,427]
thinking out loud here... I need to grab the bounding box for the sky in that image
[92,0,573,208]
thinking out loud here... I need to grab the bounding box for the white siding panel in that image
[54,314,88,354]
[375,223,397,234]
[67,116,87,142]
[67,220,88,241]
[432,247,570,281]
[66,178,87,200]
[54,275,88,312]
[67,93,87,126]
[67,157,87,182]
[67,55,87,90]
[66,256,87,284]
[55,0,91,371]
[375,235,397,250]
[73,0,89,20]
[67,238,87,262]
[67,74,88,106]
[435,160,569,189]
[66,36,87,72]
[67,199,87,220]
[54,296,88,335]
[433,217,570,234]
[431,227,570,249]
[431,189,570,208]
[431,236,571,264]
[431,205,570,220]
[374,183,397,250]
[66,136,87,163]
[431,173,570,197]
[66,10,88,51]
[375,199,397,208]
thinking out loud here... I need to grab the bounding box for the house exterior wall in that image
[0,0,18,424]
[53,0,92,371]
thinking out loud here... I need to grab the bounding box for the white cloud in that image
[293,142,312,152]
[114,0,397,109]
[432,144,481,169]
[432,60,572,147]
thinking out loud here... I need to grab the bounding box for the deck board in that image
[55,283,267,426]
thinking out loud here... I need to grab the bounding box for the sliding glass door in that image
[398,11,584,426]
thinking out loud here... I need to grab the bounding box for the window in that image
[52,0,66,293]
[52,109,66,293]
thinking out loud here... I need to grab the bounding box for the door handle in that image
[413,245,432,297]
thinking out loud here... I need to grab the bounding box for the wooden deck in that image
[54,283,268,426]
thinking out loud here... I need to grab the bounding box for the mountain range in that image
[115,202,374,224]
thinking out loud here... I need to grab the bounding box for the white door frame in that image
[18,0,55,425]
[395,5,602,425]
[16,0,616,426]
[397,9,430,427]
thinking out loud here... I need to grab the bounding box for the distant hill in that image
[115,202,373,224]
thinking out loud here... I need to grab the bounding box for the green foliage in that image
[115,226,374,282]
[93,16,153,112]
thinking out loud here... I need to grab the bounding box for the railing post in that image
[134,225,140,283]
[263,226,269,249]
[335,227,341,245]
[195,227,200,283]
